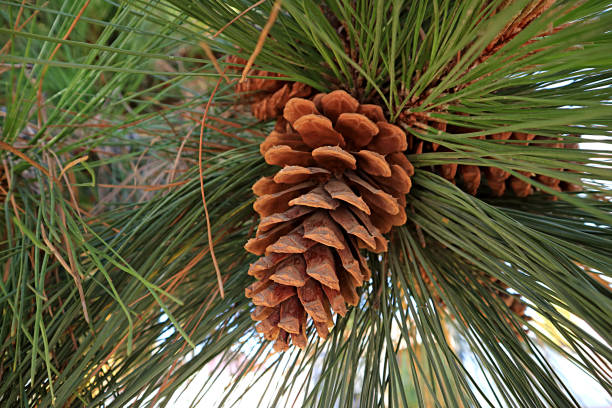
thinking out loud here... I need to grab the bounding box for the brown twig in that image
[0,141,52,179]
[199,41,230,83]
[213,0,266,38]
[199,74,226,298]
[240,0,283,83]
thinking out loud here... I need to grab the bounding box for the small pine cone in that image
[538,137,583,194]
[252,82,311,121]
[488,278,529,320]
[560,174,582,193]
[533,136,561,192]
[227,55,284,95]
[559,141,582,193]
[536,172,561,189]
[483,131,512,196]
[429,121,447,152]
[429,129,582,197]
[439,162,458,183]
[511,132,536,146]
[245,90,413,350]
[227,55,313,121]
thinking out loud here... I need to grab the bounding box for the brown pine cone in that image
[395,0,578,198]
[227,55,313,121]
[431,129,581,197]
[245,90,413,351]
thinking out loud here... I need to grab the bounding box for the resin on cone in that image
[245,90,413,351]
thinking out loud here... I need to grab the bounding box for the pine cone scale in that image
[266,229,316,254]
[335,113,379,148]
[312,146,357,170]
[270,255,308,287]
[289,187,339,210]
[302,211,345,249]
[304,245,340,290]
[329,207,377,251]
[323,179,370,213]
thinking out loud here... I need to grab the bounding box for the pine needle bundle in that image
[1,0,611,407]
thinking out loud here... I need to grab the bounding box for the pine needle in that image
[36,0,91,126]
[199,74,225,298]
[0,141,51,179]
[212,0,266,39]
[97,181,188,191]
[40,224,90,323]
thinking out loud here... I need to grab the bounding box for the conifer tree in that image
[1,0,611,406]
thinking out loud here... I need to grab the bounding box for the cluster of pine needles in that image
[0,0,611,407]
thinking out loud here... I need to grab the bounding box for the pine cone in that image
[227,55,313,121]
[434,129,580,197]
[396,0,579,198]
[245,90,413,351]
